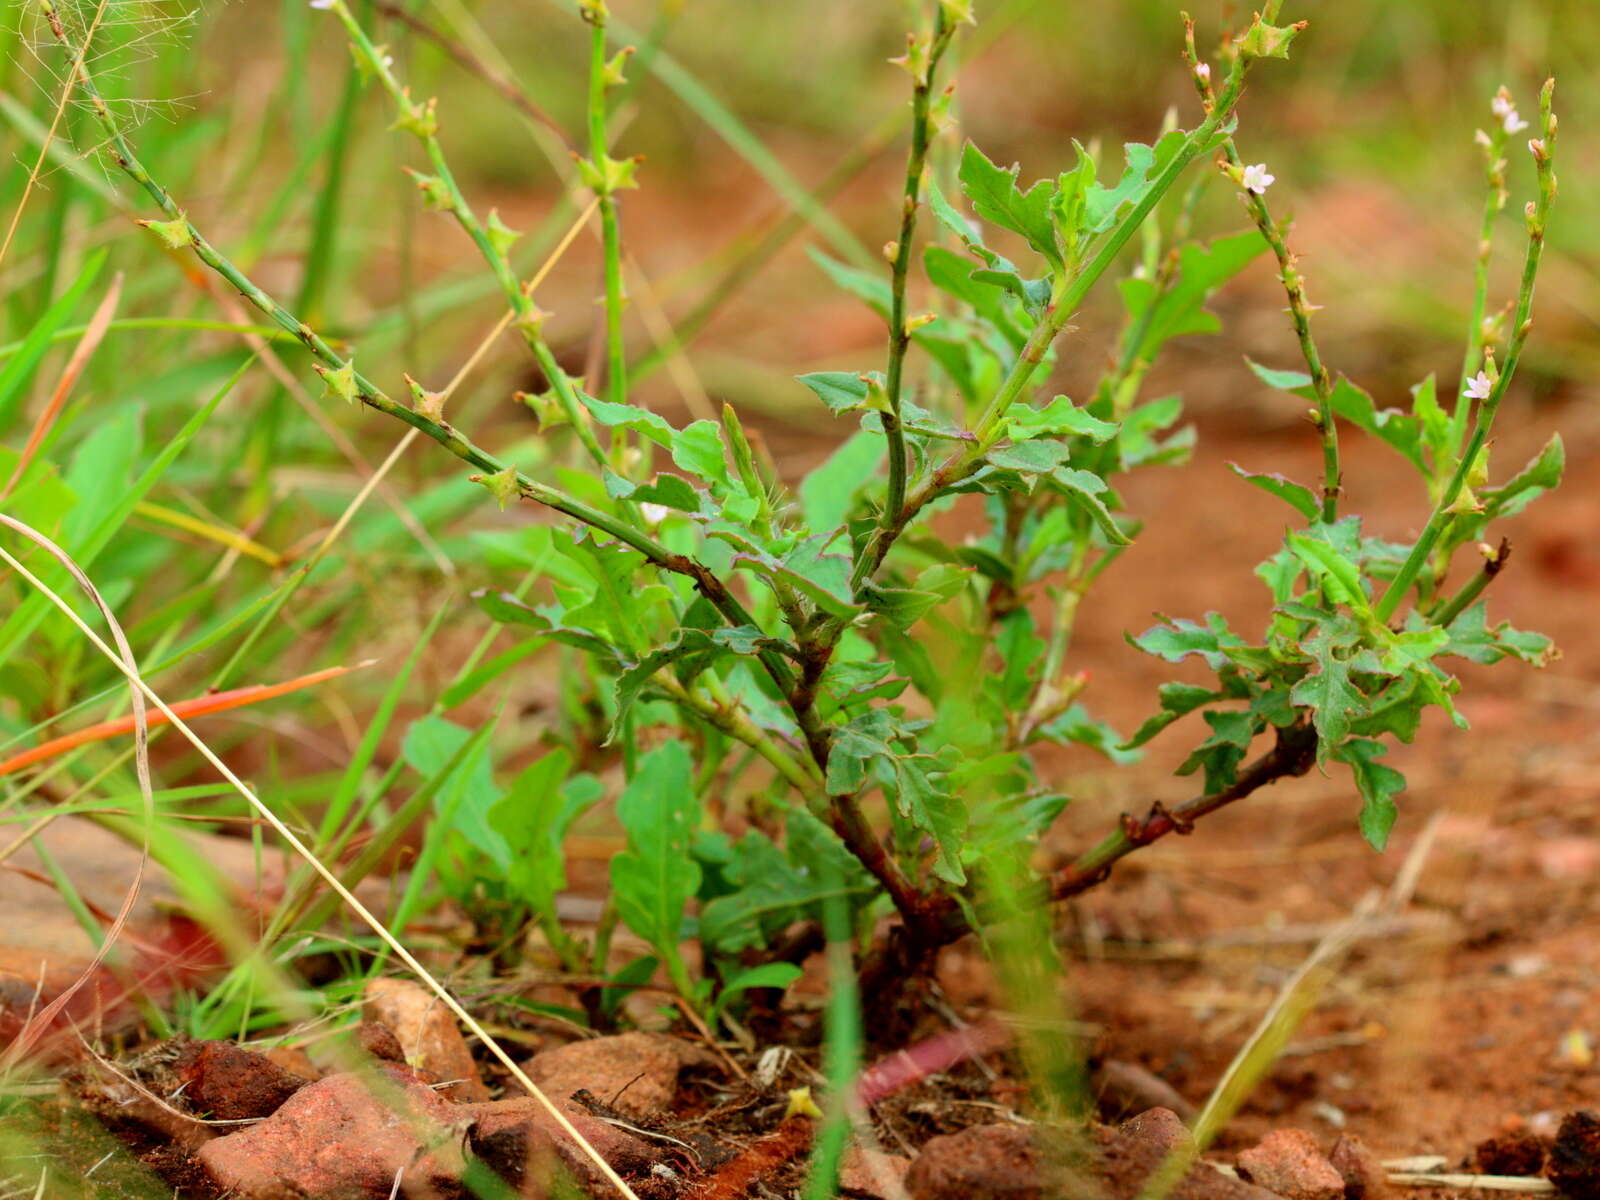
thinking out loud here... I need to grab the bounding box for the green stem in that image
[657,675,821,796]
[880,9,956,532]
[332,1,611,476]
[1217,133,1340,521]
[1430,538,1510,629]
[584,6,630,449]
[850,33,1256,607]
[46,2,791,694]
[1376,82,1556,624]
[1452,114,1512,451]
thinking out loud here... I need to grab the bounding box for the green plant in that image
[32,0,1561,1029]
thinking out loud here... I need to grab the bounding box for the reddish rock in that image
[197,1065,469,1199]
[464,1096,664,1196]
[521,1032,711,1121]
[1095,1060,1197,1122]
[839,1145,913,1197]
[175,1040,307,1121]
[356,1020,406,1064]
[261,1044,319,1082]
[364,977,490,1102]
[1329,1134,1389,1200]
[1548,1111,1600,1200]
[1100,1114,1280,1200]
[1236,1129,1346,1200]
[1475,1130,1547,1176]
[906,1124,1047,1200]
[907,1115,1277,1200]
[1117,1107,1194,1156]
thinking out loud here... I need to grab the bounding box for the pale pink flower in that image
[1463,371,1493,401]
[1242,163,1275,195]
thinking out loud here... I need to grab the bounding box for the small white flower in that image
[1491,93,1513,119]
[1502,108,1528,134]
[380,52,394,69]
[1194,62,1211,82]
[639,502,670,525]
[1473,128,1492,148]
[1463,371,1493,401]
[1242,162,1275,195]
[309,0,335,8]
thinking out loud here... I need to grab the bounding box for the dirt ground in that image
[1015,392,1600,1157]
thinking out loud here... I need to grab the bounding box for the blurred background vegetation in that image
[0,0,1593,980]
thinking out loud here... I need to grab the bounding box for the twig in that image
[1387,1177,1553,1193]
[1050,722,1318,900]
[1431,537,1512,628]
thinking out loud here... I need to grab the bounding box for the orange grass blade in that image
[1,274,122,503]
[0,661,372,777]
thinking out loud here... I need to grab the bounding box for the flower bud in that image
[138,214,192,250]
[314,360,360,405]
[474,466,520,510]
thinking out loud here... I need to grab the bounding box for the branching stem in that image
[1377,81,1556,624]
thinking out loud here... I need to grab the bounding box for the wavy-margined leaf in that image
[612,741,700,956]
[1349,673,1425,743]
[604,470,703,513]
[1442,602,1556,667]
[701,836,841,955]
[711,963,804,1020]
[1481,434,1564,521]
[1287,533,1371,615]
[1008,395,1119,444]
[924,244,1026,347]
[1230,464,1320,521]
[988,439,1070,475]
[579,389,676,448]
[670,420,733,492]
[1035,704,1140,765]
[959,142,1061,267]
[859,563,969,630]
[1120,230,1265,362]
[607,625,785,743]
[826,710,966,885]
[1049,466,1131,544]
[1082,129,1186,234]
[1122,682,1222,749]
[797,370,882,416]
[1176,709,1258,793]
[1290,615,1371,756]
[1129,613,1248,670]
[471,590,624,665]
[1247,360,1424,472]
[1115,393,1194,469]
[1333,737,1406,850]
